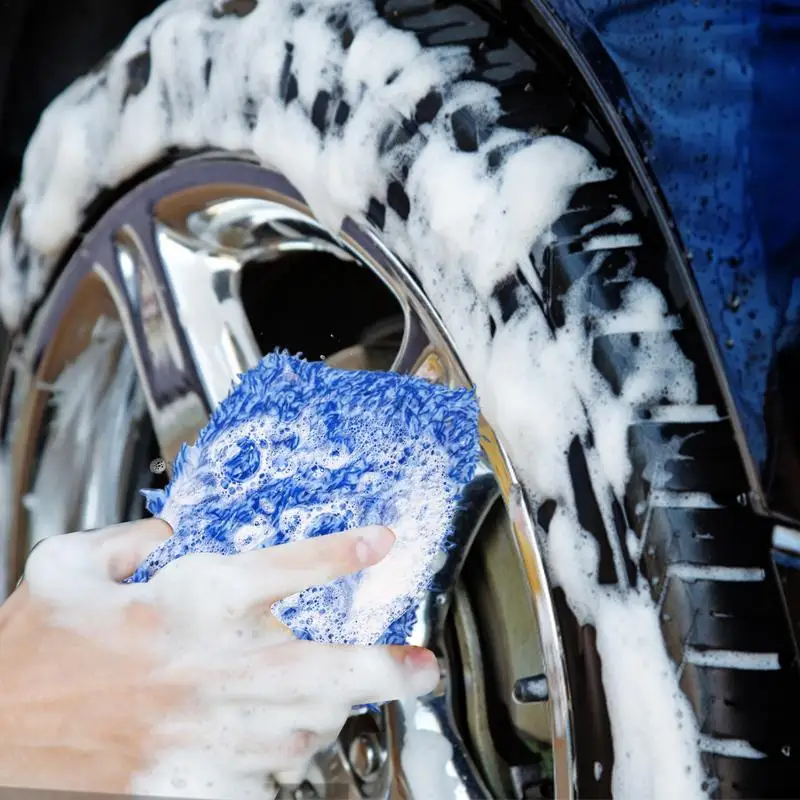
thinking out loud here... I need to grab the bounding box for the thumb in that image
[22,519,175,603]
[95,518,174,581]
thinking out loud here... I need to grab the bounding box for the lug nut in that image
[513,673,549,703]
[347,732,383,782]
[292,781,319,800]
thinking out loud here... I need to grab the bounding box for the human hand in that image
[0,520,439,798]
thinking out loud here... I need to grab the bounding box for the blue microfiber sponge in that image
[127,351,480,646]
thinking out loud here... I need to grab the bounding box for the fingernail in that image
[402,647,440,696]
[402,646,436,670]
[354,526,395,565]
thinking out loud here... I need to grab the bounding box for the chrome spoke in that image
[79,345,147,530]
[87,215,211,466]
[390,307,435,378]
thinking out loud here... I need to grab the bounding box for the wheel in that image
[0,0,798,797]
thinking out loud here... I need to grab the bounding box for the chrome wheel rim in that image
[0,153,574,800]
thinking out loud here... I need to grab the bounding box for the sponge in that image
[127,352,480,646]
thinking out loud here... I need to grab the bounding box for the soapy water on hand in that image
[19,522,440,799]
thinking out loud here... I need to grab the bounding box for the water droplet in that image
[150,457,167,474]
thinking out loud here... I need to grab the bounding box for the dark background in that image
[0,0,161,212]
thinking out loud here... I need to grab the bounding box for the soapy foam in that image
[0,0,715,795]
[401,721,464,800]
[21,524,439,798]
[698,735,766,760]
[667,564,765,583]
[684,648,780,671]
[648,491,722,510]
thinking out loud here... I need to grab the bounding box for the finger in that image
[22,519,173,597]
[95,518,174,581]
[232,525,396,605]
[146,554,301,646]
[148,526,394,628]
[314,643,441,707]
[272,764,314,791]
[215,641,440,708]
[158,704,340,773]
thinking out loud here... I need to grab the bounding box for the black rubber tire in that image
[2,0,799,797]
